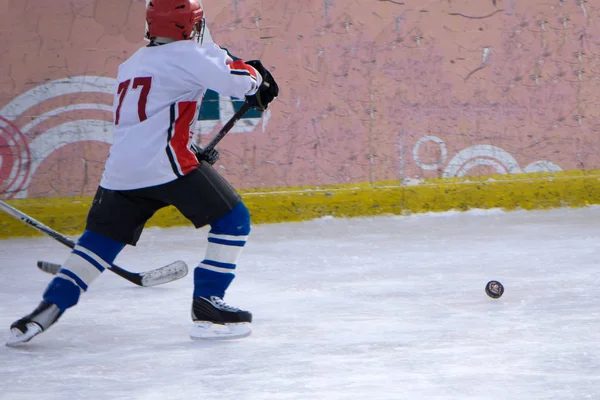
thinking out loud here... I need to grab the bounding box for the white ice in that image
[1,207,600,400]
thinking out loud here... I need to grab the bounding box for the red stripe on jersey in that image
[229,60,257,78]
[171,101,199,175]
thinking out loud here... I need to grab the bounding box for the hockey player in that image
[6,0,278,346]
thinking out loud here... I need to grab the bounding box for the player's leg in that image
[194,201,250,298]
[7,188,162,346]
[191,201,252,331]
[158,162,252,339]
[7,231,125,347]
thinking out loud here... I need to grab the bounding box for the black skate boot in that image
[190,296,252,340]
[6,301,63,347]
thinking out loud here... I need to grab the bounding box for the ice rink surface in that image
[1,207,600,400]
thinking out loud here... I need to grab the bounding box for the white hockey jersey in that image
[100,40,261,190]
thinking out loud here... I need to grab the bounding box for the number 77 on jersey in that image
[114,76,153,125]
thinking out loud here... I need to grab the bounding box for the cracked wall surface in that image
[0,0,598,199]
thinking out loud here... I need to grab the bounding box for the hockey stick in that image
[0,200,188,287]
[203,101,251,153]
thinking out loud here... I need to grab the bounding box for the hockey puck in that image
[485,280,504,299]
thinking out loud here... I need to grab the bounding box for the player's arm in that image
[190,43,279,109]
[210,49,278,110]
[192,43,263,99]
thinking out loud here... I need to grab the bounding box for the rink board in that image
[2,170,600,239]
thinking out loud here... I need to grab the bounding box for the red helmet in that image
[146,0,204,41]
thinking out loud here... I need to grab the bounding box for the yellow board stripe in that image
[2,170,600,239]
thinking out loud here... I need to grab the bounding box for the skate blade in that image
[6,323,42,347]
[189,322,252,340]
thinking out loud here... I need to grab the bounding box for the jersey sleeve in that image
[186,43,263,99]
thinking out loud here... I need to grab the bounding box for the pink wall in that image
[1,0,599,199]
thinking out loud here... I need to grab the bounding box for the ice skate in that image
[6,301,62,347]
[190,296,252,340]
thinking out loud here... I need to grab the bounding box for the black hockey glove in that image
[191,143,219,165]
[245,60,279,111]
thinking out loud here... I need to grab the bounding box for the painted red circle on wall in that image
[0,116,31,198]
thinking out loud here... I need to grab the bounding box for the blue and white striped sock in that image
[194,202,251,299]
[43,230,124,311]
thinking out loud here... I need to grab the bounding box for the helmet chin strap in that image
[192,19,206,44]
[151,36,177,45]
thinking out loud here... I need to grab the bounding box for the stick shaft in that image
[203,102,252,152]
[0,200,154,286]
[0,200,75,248]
